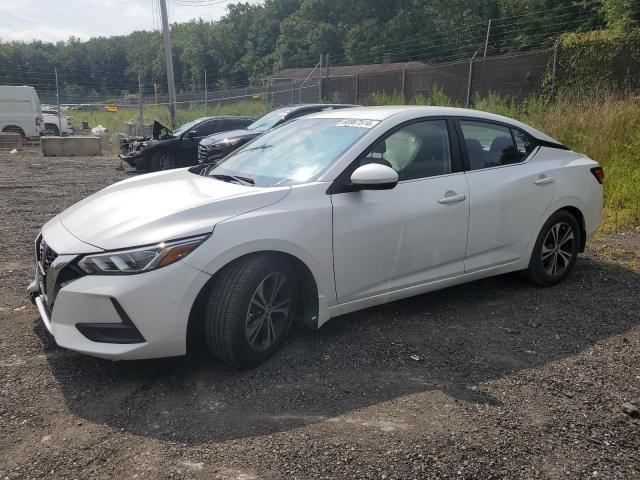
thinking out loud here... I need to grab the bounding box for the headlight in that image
[77,235,208,275]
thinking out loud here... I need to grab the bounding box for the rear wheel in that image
[44,124,59,136]
[150,150,175,171]
[522,210,581,286]
[204,255,297,368]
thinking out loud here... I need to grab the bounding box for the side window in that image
[459,120,520,170]
[230,119,245,129]
[196,120,221,137]
[361,120,452,180]
[512,129,535,161]
[286,109,312,121]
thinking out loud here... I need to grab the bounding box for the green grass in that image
[69,101,271,134]
[369,90,640,232]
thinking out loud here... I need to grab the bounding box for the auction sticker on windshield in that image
[336,119,380,128]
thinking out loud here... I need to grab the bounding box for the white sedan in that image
[29,106,603,367]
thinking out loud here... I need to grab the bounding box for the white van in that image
[0,85,43,141]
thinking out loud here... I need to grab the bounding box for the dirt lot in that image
[0,153,639,479]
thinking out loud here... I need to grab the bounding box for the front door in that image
[331,119,469,304]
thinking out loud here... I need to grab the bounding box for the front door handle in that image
[438,192,467,205]
[534,176,555,185]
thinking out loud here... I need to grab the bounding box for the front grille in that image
[39,239,58,275]
[198,144,211,162]
[35,235,83,307]
[198,144,224,163]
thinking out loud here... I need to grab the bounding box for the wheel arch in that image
[2,125,25,135]
[185,250,320,355]
[558,205,587,252]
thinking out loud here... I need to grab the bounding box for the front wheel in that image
[522,210,581,286]
[204,255,298,368]
[150,150,175,171]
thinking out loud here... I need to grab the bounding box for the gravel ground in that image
[0,153,639,480]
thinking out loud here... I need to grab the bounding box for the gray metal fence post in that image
[401,69,407,102]
[204,70,208,108]
[54,67,61,136]
[354,74,359,104]
[483,19,492,58]
[466,51,478,108]
[138,73,143,125]
[292,79,295,105]
[551,40,559,98]
[318,54,324,102]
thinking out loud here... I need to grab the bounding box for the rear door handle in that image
[534,176,555,185]
[438,193,467,205]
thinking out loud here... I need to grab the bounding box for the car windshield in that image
[172,119,201,137]
[208,118,373,187]
[246,109,291,133]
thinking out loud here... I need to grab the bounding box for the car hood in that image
[152,119,174,139]
[200,129,260,146]
[57,168,290,251]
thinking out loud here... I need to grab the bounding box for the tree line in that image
[0,0,636,98]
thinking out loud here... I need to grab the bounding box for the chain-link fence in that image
[4,31,640,153]
[323,48,554,106]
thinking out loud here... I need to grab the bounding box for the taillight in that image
[35,116,41,127]
[590,166,604,185]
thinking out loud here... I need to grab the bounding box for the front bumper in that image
[118,152,144,168]
[197,144,230,164]
[30,240,211,360]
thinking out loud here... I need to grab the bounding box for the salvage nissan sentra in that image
[29,106,603,367]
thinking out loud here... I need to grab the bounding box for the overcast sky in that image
[0,0,263,43]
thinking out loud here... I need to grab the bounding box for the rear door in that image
[457,119,557,272]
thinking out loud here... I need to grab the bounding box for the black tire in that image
[204,254,298,368]
[521,210,581,287]
[150,150,175,171]
[44,124,59,136]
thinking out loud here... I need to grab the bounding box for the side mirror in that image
[350,163,399,190]
[186,130,197,138]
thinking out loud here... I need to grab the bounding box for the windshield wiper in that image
[210,174,255,186]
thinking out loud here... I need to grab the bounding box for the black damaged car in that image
[197,104,356,165]
[120,116,254,171]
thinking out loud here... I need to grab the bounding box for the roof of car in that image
[309,106,559,144]
[196,116,255,122]
[273,104,357,114]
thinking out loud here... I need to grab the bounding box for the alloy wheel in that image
[245,272,293,352]
[541,222,575,276]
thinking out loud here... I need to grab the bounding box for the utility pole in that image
[54,67,61,136]
[325,53,330,78]
[159,0,177,127]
